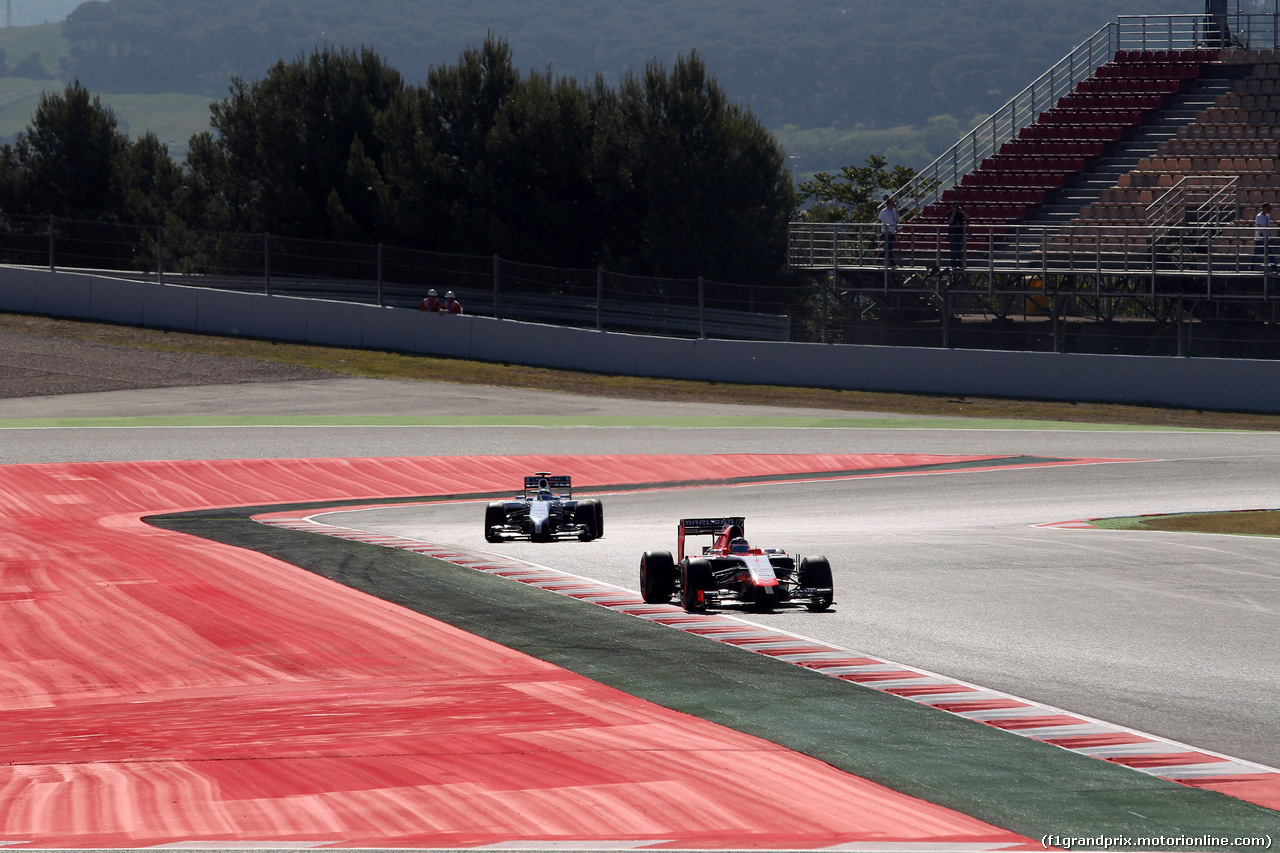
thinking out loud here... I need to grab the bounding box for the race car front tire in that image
[484,502,506,543]
[592,500,604,538]
[681,558,714,612]
[798,556,834,611]
[640,550,675,603]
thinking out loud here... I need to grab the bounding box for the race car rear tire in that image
[484,502,506,543]
[798,556,834,611]
[592,500,604,539]
[681,558,714,612]
[640,550,675,603]
[575,499,601,541]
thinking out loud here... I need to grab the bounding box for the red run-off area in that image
[0,453,1198,848]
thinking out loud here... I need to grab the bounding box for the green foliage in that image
[0,22,70,78]
[195,45,404,240]
[0,81,125,218]
[596,51,795,279]
[114,130,183,225]
[173,39,795,284]
[797,155,916,223]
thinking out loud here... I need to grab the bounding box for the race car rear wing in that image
[524,473,572,498]
[678,516,745,560]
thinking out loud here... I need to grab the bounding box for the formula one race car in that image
[640,516,833,612]
[484,473,603,542]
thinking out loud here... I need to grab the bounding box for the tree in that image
[482,69,600,266]
[796,155,917,223]
[161,40,796,285]
[596,52,795,284]
[187,46,404,240]
[115,131,183,225]
[0,81,126,220]
[416,33,520,254]
[10,50,48,79]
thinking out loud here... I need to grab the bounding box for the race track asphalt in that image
[3,375,1280,849]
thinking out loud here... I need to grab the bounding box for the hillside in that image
[0,0,1208,172]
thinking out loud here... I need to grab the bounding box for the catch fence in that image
[0,214,813,344]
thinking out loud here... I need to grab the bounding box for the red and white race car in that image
[640,516,834,612]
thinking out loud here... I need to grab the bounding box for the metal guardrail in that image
[789,221,1280,298]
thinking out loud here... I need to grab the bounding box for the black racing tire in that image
[680,557,714,612]
[593,500,604,539]
[484,502,506,543]
[575,499,600,541]
[798,555,834,612]
[640,550,675,603]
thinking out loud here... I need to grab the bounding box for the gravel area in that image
[0,326,335,399]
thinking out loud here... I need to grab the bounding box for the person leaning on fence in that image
[443,291,463,314]
[947,203,969,270]
[1253,204,1275,273]
[418,289,442,311]
[877,194,899,268]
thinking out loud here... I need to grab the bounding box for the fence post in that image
[595,266,603,331]
[1177,297,1186,357]
[1041,229,1048,290]
[821,274,829,343]
[156,225,164,284]
[48,215,54,272]
[264,232,272,296]
[1151,231,1157,296]
[376,242,384,307]
[697,276,706,339]
[942,290,952,348]
[1051,296,1061,353]
[493,254,501,320]
[832,258,840,343]
[988,226,995,293]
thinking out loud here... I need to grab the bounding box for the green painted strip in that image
[1088,515,1168,530]
[148,501,1280,845]
[0,414,1245,431]
[1088,511,1280,537]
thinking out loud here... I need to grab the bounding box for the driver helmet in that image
[538,489,553,500]
[729,537,750,554]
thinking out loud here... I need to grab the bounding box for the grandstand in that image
[787,5,1280,358]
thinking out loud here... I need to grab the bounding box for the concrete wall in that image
[3,267,1278,413]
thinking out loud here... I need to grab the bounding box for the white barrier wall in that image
[2,267,1279,414]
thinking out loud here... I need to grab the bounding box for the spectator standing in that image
[443,291,463,314]
[1253,204,1273,272]
[877,194,899,268]
[947,203,969,270]
[418,289,442,311]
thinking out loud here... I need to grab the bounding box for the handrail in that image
[786,219,1267,279]
[887,13,1280,222]
[888,21,1117,220]
[1146,175,1239,243]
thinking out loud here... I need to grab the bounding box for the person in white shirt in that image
[877,194,899,268]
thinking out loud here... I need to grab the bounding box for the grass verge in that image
[6,310,1280,431]
[1091,510,1280,536]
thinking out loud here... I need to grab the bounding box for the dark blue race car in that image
[484,473,603,543]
